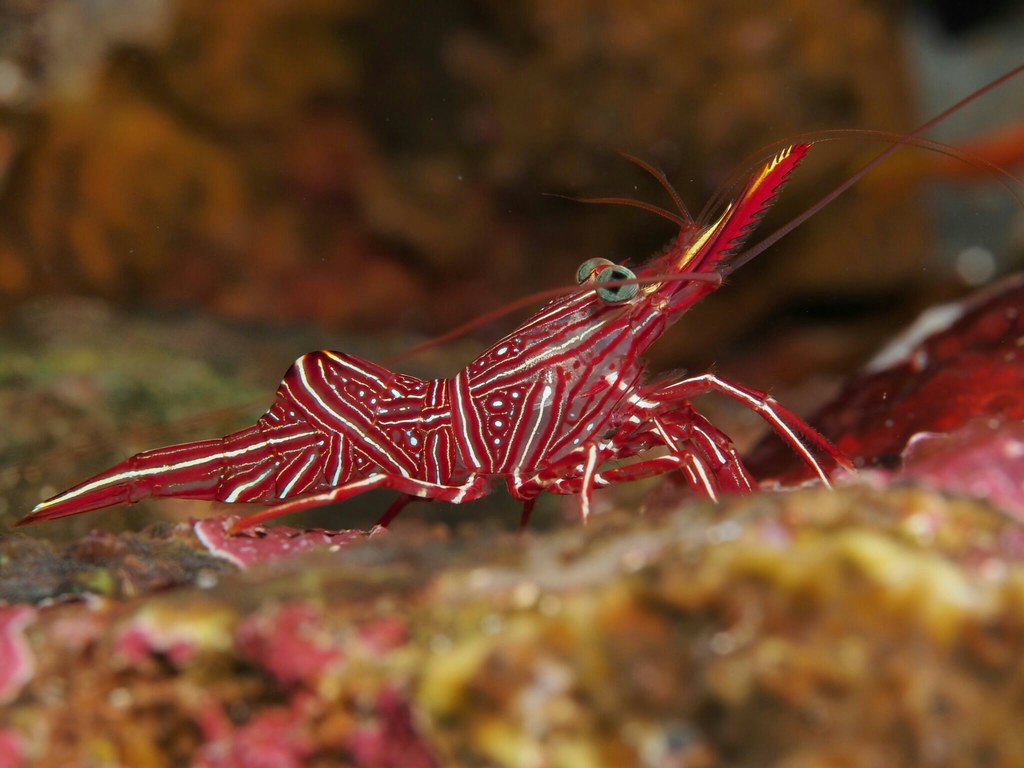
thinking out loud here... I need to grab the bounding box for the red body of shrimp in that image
[19,143,852,530]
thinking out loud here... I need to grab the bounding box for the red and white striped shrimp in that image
[18,144,845,531]
[17,63,1024,532]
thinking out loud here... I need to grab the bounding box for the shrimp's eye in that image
[576,257,615,284]
[595,265,639,303]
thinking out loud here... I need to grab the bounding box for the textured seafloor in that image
[2,283,1024,767]
[4,487,1024,767]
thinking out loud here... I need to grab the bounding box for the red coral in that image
[748,274,1024,516]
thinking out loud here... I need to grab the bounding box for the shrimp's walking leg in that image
[228,473,489,533]
[376,494,418,528]
[510,407,757,521]
[649,374,851,484]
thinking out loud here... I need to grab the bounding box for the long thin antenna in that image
[385,272,722,365]
[616,150,695,227]
[724,63,1024,276]
[544,193,688,228]
[698,128,1024,227]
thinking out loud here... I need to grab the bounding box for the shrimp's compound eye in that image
[576,258,616,285]
[595,265,639,303]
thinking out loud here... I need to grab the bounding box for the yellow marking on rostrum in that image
[671,207,728,273]
[752,145,796,188]
[668,144,797,276]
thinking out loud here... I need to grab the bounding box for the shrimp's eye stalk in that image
[594,265,639,304]
[576,257,616,284]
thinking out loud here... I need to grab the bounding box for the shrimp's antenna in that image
[544,193,687,228]
[726,62,1024,276]
[544,150,699,230]
[386,272,721,364]
[615,151,695,227]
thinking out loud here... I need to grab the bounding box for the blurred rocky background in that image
[0,0,1019,362]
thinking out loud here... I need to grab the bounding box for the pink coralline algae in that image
[0,605,35,705]
[0,606,34,768]
[235,602,344,688]
[901,419,1024,520]
[113,603,234,668]
[193,516,366,569]
[0,727,24,768]
[356,616,409,654]
[115,620,202,668]
[193,705,315,768]
[347,688,438,768]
